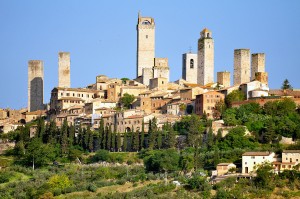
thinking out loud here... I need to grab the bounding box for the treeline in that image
[222,97,300,143]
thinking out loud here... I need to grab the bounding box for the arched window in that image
[190,59,194,68]
[207,33,210,38]
[142,20,151,25]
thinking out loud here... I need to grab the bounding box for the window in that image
[245,162,247,165]
[146,35,148,39]
[282,165,286,168]
[297,159,298,162]
[190,59,194,68]
[254,162,256,165]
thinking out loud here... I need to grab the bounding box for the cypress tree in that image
[123,132,128,151]
[99,118,105,149]
[133,130,140,152]
[117,132,121,152]
[107,125,112,151]
[140,120,145,149]
[167,128,176,149]
[87,127,94,152]
[112,131,116,152]
[103,126,108,150]
[157,131,162,149]
[60,119,69,155]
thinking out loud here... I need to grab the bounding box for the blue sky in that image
[0,0,299,109]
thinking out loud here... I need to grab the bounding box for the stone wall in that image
[251,53,265,80]
[234,49,250,85]
[28,60,44,112]
[182,53,197,83]
[217,71,231,88]
[197,28,214,85]
[58,52,71,88]
[137,15,155,77]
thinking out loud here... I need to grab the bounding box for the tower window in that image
[190,59,194,69]
[146,35,148,39]
[207,33,210,38]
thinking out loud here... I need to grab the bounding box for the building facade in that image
[28,60,44,112]
[197,28,214,85]
[234,49,250,85]
[217,71,231,88]
[182,53,198,83]
[195,91,224,118]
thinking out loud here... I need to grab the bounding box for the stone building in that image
[197,28,214,85]
[234,49,250,85]
[58,52,70,88]
[153,58,169,82]
[242,152,275,174]
[28,60,44,112]
[182,53,198,84]
[217,71,230,88]
[149,77,168,90]
[254,72,268,85]
[50,87,99,114]
[136,12,155,78]
[195,91,224,118]
[251,53,265,81]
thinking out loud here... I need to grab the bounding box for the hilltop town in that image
[1,13,300,198]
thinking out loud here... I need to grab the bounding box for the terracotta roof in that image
[54,87,98,93]
[26,110,46,115]
[126,115,144,119]
[242,152,273,156]
[58,97,84,101]
[217,163,235,166]
[283,150,300,153]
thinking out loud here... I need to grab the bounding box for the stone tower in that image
[136,12,155,78]
[197,28,214,85]
[234,49,250,85]
[255,72,268,85]
[251,53,265,80]
[182,53,197,83]
[58,52,70,88]
[28,60,44,112]
[153,58,169,82]
[217,71,231,88]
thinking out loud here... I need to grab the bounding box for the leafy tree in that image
[213,99,226,119]
[225,90,245,108]
[157,131,162,149]
[48,174,72,191]
[281,78,293,90]
[143,149,180,172]
[167,127,176,148]
[179,149,194,173]
[120,93,135,109]
[36,117,46,141]
[187,114,204,147]
[223,108,240,126]
[254,163,275,190]
[187,175,211,197]
[23,138,56,169]
[91,149,109,162]
[121,77,130,84]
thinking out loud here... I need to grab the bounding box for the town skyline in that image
[1,0,300,109]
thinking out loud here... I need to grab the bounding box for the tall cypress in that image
[99,118,105,149]
[140,120,145,150]
[107,125,112,151]
[112,131,116,152]
[123,132,128,152]
[60,119,69,155]
[117,132,121,152]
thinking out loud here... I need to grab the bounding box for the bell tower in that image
[136,12,155,78]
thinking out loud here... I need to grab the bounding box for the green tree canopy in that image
[225,90,245,108]
[281,78,293,90]
[120,93,135,109]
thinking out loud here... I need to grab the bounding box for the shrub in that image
[87,184,97,192]
[0,170,12,183]
[116,179,126,185]
[91,149,109,162]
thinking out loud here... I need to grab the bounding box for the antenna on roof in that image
[189,46,192,53]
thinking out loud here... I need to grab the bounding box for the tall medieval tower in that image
[28,60,44,112]
[234,49,250,85]
[251,53,265,80]
[58,52,70,88]
[197,28,214,85]
[217,71,231,88]
[182,53,197,84]
[136,12,155,78]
